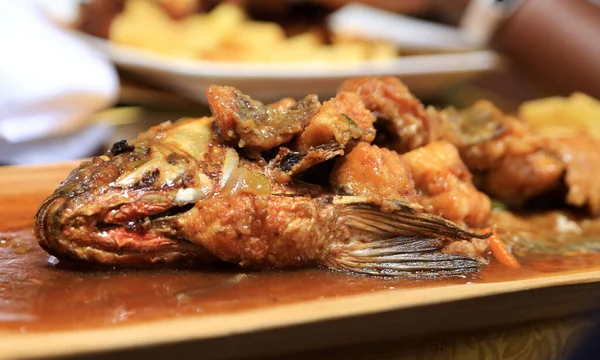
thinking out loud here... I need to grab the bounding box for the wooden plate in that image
[1,162,600,359]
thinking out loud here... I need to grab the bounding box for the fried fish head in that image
[35,117,230,266]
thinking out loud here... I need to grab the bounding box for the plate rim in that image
[77,33,503,79]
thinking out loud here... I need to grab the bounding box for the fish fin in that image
[335,197,490,241]
[268,143,344,182]
[328,237,485,278]
[328,197,489,278]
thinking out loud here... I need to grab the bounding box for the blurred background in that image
[1,0,599,165]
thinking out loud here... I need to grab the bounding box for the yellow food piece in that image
[108,0,398,63]
[179,3,247,55]
[519,92,600,140]
[110,0,182,55]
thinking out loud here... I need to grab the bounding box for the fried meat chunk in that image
[547,136,600,215]
[330,141,491,228]
[439,101,565,205]
[329,142,419,202]
[402,141,492,228]
[481,149,565,203]
[430,100,600,216]
[179,192,328,269]
[338,76,435,153]
[206,85,321,151]
[294,92,376,152]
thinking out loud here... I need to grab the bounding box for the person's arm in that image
[310,0,430,14]
[491,0,600,98]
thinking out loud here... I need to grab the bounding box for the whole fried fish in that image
[35,90,492,279]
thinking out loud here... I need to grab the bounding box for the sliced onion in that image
[174,188,203,204]
[174,173,214,205]
[112,158,162,187]
[219,148,240,189]
[223,168,271,197]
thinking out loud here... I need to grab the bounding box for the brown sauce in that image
[1,227,599,334]
[1,191,600,334]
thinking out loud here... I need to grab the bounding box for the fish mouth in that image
[35,193,67,259]
[34,191,211,267]
[33,118,226,266]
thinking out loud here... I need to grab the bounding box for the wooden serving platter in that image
[1,162,600,360]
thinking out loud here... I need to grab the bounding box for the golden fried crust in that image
[206,85,320,151]
[458,114,548,171]
[465,128,564,205]
[338,76,431,153]
[450,103,599,213]
[441,102,566,206]
[547,136,600,215]
[177,193,343,268]
[330,142,419,202]
[294,92,376,151]
[482,150,564,204]
[457,120,540,171]
[403,141,491,228]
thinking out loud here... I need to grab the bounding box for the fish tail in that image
[326,197,490,278]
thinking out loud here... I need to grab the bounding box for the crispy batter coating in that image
[481,150,565,204]
[338,76,434,153]
[178,193,341,268]
[440,101,565,206]
[452,103,600,215]
[402,141,492,228]
[547,136,600,215]
[330,141,491,228]
[207,85,321,151]
[330,142,419,202]
[294,91,376,152]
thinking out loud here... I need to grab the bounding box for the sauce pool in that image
[1,228,599,334]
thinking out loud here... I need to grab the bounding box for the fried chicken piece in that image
[329,142,419,202]
[547,136,600,216]
[438,100,600,216]
[338,76,435,153]
[294,92,376,152]
[206,85,321,151]
[435,100,508,161]
[481,150,565,203]
[439,101,565,206]
[330,141,491,228]
[402,141,492,228]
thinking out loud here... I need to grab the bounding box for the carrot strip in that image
[486,229,520,269]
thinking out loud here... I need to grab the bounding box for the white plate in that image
[84,34,502,103]
[39,0,504,103]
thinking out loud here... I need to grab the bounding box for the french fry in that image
[519,93,600,140]
[110,0,182,55]
[223,22,286,52]
[108,1,399,63]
